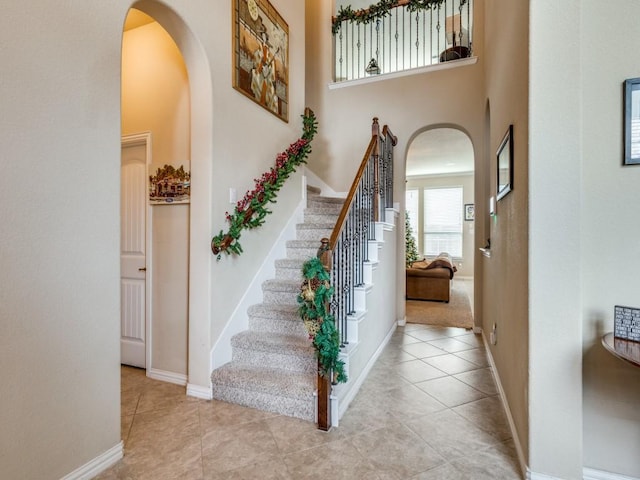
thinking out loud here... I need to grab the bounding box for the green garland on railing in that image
[211,110,318,260]
[332,0,467,35]
[297,257,347,384]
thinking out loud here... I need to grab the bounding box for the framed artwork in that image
[496,125,514,201]
[464,203,475,221]
[232,0,289,122]
[149,164,191,204]
[624,77,640,165]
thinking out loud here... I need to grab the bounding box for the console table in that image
[601,333,640,368]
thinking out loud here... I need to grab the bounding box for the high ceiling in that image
[406,128,474,177]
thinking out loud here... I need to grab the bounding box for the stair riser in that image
[275,266,304,281]
[263,289,299,305]
[286,247,318,260]
[296,228,333,241]
[248,316,309,336]
[303,212,339,224]
[232,347,316,374]
[307,201,343,212]
[211,385,314,421]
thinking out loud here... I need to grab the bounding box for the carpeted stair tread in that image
[232,330,313,354]
[248,303,300,320]
[263,278,301,292]
[286,239,323,248]
[211,364,315,400]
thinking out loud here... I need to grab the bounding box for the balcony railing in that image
[333,0,473,82]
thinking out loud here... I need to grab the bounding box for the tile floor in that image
[98,323,522,479]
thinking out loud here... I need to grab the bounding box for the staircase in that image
[210,191,344,421]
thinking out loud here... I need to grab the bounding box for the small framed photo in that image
[497,125,514,201]
[464,203,475,221]
[624,78,640,165]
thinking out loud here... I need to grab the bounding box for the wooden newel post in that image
[372,117,381,223]
[316,238,332,431]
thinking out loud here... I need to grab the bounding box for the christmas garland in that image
[297,257,347,384]
[211,110,318,260]
[332,0,467,35]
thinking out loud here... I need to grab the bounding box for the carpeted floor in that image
[406,282,474,329]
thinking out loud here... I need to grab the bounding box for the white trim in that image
[397,316,407,327]
[210,187,306,370]
[329,57,478,90]
[147,368,187,386]
[473,326,482,335]
[336,321,397,419]
[303,167,341,197]
[61,442,123,480]
[583,468,640,480]
[527,469,561,480]
[483,333,528,479]
[187,383,213,400]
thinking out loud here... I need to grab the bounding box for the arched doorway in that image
[404,126,475,326]
[121,2,213,396]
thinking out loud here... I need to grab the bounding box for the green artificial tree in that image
[405,211,419,267]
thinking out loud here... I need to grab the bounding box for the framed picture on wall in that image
[464,203,475,221]
[496,124,514,201]
[232,0,289,122]
[624,77,640,165]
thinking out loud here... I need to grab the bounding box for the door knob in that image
[138,267,147,272]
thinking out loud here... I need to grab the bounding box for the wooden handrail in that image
[327,118,397,250]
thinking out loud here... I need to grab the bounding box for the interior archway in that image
[122,1,213,394]
[403,125,476,327]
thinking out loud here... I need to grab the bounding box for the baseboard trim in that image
[61,441,123,480]
[527,469,561,480]
[482,333,528,479]
[147,368,187,386]
[583,467,640,480]
[397,316,407,327]
[187,383,213,400]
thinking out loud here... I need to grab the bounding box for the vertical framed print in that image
[497,125,514,201]
[232,0,289,122]
[624,77,640,165]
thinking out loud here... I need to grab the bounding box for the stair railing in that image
[316,117,397,431]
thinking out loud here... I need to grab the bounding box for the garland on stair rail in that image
[332,0,467,35]
[211,109,318,260]
[297,257,347,384]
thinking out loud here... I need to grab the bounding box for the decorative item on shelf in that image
[210,109,317,260]
[365,57,381,75]
[331,0,468,35]
[297,257,347,384]
[614,305,640,342]
[405,211,419,267]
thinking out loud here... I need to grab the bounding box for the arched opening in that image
[404,125,475,328]
[121,2,213,395]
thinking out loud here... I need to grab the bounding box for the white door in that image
[121,136,149,368]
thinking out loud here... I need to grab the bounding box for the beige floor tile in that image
[198,399,276,429]
[423,353,481,375]
[392,358,448,383]
[350,423,446,479]
[377,346,420,365]
[453,347,490,367]
[427,337,476,353]
[405,329,451,342]
[454,367,498,395]
[203,455,292,480]
[415,376,486,407]
[401,342,448,359]
[450,440,522,479]
[404,410,502,460]
[452,396,512,441]
[265,414,342,454]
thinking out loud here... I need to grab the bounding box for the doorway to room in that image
[404,126,475,327]
[121,7,191,384]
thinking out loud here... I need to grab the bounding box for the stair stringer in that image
[330,211,399,427]
[210,196,306,371]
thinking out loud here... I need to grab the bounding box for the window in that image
[405,189,419,252]
[424,187,463,257]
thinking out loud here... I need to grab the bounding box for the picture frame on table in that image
[497,124,514,201]
[624,77,640,165]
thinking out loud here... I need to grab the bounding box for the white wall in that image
[580,1,640,477]
[0,0,307,476]
[406,173,475,277]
